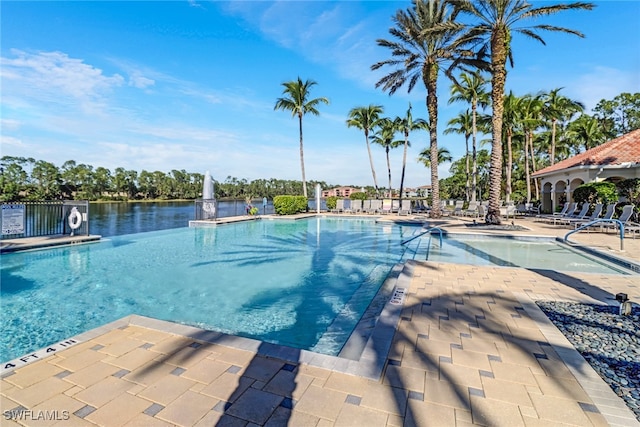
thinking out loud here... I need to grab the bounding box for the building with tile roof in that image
[532,129,640,212]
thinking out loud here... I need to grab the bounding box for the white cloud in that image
[0,135,23,147]
[1,119,22,131]
[128,72,155,89]
[1,49,124,105]
[570,66,639,112]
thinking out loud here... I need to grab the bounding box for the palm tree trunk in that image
[505,130,513,203]
[298,114,307,198]
[529,130,539,200]
[399,131,409,204]
[471,100,478,203]
[550,119,557,165]
[386,147,392,198]
[487,29,507,224]
[525,133,531,203]
[425,65,441,218]
[465,136,470,202]
[365,130,379,193]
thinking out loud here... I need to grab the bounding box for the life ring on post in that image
[68,207,83,234]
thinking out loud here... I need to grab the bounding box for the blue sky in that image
[1,1,639,189]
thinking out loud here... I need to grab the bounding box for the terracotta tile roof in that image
[533,129,640,177]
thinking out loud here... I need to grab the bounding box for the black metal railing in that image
[1,200,90,240]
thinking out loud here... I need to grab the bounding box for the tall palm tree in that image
[519,94,544,202]
[274,77,329,198]
[444,110,473,201]
[370,118,404,197]
[347,105,384,194]
[453,0,595,223]
[541,87,585,165]
[449,70,490,203]
[372,0,479,218]
[395,103,429,203]
[502,91,522,203]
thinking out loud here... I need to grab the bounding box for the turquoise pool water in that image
[409,233,628,274]
[1,218,417,362]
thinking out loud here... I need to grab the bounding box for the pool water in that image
[1,218,418,362]
[410,233,628,274]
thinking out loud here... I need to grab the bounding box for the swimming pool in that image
[1,218,418,363]
[407,232,629,274]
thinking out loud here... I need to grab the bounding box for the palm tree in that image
[370,118,404,196]
[449,70,489,203]
[453,0,595,223]
[520,94,544,202]
[274,77,329,198]
[567,114,604,152]
[502,91,522,203]
[372,0,479,218]
[395,103,429,203]
[418,146,453,167]
[541,88,584,165]
[444,110,473,200]
[347,105,384,194]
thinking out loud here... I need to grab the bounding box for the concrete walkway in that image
[1,215,639,426]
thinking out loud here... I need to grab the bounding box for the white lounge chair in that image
[398,200,412,216]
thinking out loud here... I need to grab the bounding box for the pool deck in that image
[1,215,639,426]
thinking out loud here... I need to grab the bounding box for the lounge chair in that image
[331,199,344,213]
[349,199,362,214]
[561,203,603,227]
[572,202,617,230]
[398,199,412,216]
[362,199,371,214]
[464,201,479,217]
[368,199,382,214]
[381,199,393,214]
[452,200,464,216]
[607,204,638,233]
[500,203,516,219]
[553,203,590,226]
[535,202,576,223]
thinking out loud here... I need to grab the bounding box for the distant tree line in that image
[0,157,336,202]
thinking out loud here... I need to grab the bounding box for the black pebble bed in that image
[536,301,640,421]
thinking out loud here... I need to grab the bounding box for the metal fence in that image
[1,200,90,240]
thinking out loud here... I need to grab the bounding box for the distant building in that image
[322,186,361,198]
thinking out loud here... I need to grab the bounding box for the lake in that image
[89,199,327,237]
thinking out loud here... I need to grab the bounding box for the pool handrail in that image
[564,218,624,251]
[401,226,443,247]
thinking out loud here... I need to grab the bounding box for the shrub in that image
[617,178,640,205]
[273,195,308,215]
[325,196,338,210]
[573,182,618,205]
[349,192,367,200]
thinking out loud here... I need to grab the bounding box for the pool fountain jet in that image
[202,170,216,220]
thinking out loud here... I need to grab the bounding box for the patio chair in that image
[368,199,382,214]
[331,199,344,213]
[349,199,362,214]
[572,202,616,230]
[398,199,412,216]
[535,202,575,223]
[464,201,479,217]
[381,199,393,214]
[452,200,464,216]
[555,203,595,227]
[362,199,371,214]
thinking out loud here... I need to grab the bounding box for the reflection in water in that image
[89,200,277,237]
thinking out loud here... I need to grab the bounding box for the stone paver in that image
[2,216,639,426]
